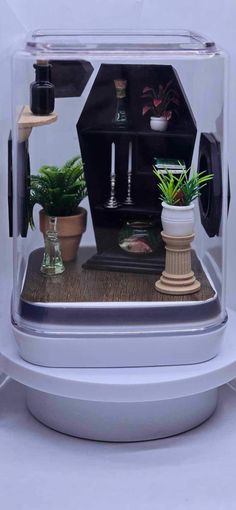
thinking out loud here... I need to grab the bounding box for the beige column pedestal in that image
[155,232,201,295]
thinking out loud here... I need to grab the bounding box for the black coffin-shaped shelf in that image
[197,133,222,238]
[77,64,197,274]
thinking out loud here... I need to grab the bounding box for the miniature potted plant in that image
[153,165,213,295]
[29,155,87,262]
[153,164,213,236]
[142,81,179,131]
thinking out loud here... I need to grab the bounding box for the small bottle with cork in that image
[30,60,55,115]
[113,79,128,128]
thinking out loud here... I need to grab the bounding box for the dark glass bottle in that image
[113,79,128,128]
[30,61,55,115]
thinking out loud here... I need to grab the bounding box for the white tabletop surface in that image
[0,379,236,510]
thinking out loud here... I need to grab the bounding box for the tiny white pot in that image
[150,116,168,132]
[161,201,195,237]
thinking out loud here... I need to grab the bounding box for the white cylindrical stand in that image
[26,387,217,442]
[2,310,236,442]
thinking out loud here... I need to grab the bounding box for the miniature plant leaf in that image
[153,164,213,206]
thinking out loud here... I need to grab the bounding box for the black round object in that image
[197,133,222,237]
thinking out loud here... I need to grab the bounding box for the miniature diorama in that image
[10,32,226,342]
[6,32,231,441]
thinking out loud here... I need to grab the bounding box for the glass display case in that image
[10,30,228,367]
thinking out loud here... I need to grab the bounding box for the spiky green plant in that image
[29,156,87,227]
[153,164,213,206]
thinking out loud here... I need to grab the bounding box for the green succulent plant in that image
[153,163,213,206]
[29,155,87,228]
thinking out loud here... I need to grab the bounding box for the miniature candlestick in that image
[123,141,134,205]
[111,141,115,176]
[155,232,200,295]
[104,142,120,208]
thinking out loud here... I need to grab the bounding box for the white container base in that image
[26,387,218,442]
[2,310,236,443]
[13,322,226,368]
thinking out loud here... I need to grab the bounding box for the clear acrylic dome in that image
[10,31,229,366]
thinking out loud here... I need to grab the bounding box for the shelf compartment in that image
[81,126,195,138]
[94,204,161,217]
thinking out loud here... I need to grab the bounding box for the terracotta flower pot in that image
[39,207,87,262]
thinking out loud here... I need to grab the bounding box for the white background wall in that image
[1,0,236,306]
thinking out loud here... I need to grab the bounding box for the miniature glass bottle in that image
[40,217,65,276]
[113,79,128,127]
[30,60,55,115]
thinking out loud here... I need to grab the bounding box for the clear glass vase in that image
[40,217,65,276]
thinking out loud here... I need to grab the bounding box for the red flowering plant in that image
[141,81,180,120]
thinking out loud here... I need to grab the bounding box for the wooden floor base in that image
[21,247,215,304]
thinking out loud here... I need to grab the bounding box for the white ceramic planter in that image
[150,116,168,131]
[161,201,195,236]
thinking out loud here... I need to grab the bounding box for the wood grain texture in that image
[21,247,215,304]
[17,106,58,142]
[18,106,58,128]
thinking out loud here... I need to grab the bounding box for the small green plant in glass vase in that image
[29,155,87,262]
[153,164,213,237]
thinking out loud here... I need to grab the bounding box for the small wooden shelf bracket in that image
[17,105,58,142]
